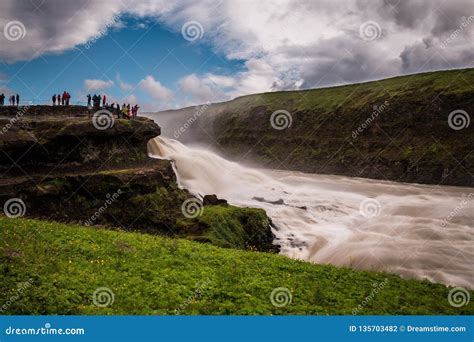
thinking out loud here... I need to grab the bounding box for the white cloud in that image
[0,1,123,62]
[134,0,473,102]
[84,79,114,92]
[178,74,225,103]
[116,74,133,91]
[138,75,174,102]
[105,93,138,105]
[178,59,298,103]
[122,94,138,104]
[1,0,473,106]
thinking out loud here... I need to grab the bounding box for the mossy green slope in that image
[1,217,472,315]
[219,68,474,112]
[156,68,474,186]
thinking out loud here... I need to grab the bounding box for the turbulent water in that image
[148,137,474,289]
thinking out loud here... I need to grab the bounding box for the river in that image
[148,136,474,289]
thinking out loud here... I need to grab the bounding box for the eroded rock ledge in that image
[0,108,161,176]
[0,107,278,253]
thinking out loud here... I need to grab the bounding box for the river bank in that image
[150,136,474,289]
[148,68,474,187]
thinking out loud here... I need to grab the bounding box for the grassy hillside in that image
[151,68,474,186]
[1,216,472,315]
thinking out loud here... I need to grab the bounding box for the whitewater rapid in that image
[148,137,474,289]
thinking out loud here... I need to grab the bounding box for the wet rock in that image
[253,196,285,205]
[203,194,228,206]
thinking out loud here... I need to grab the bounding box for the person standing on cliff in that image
[133,104,140,118]
[115,103,121,118]
[52,94,56,105]
[15,94,19,106]
[102,95,106,107]
[121,104,128,118]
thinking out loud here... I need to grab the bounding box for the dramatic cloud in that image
[142,0,473,97]
[138,75,174,102]
[116,74,133,92]
[105,93,138,106]
[0,1,123,62]
[84,79,114,91]
[178,74,217,103]
[178,73,234,103]
[1,0,473,104]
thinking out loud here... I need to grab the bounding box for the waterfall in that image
[149,137,474,289]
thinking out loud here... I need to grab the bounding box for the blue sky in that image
[0,0,472,111]
[0,17,243,110]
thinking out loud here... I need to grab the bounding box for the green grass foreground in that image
[1,216,472,315]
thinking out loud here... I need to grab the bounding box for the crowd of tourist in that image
[0,93,20,106]
[87,94,139,119]
[52,91,72,106]
[0,91,140,119]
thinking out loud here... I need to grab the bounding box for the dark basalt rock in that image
[0,106,161,176]
[0,106,278,253]
[149,69,474,187]
[203,194,228,206]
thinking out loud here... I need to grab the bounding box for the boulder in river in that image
[203,194,228,206]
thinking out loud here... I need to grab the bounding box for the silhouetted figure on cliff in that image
[62,91,69,106]
[115,103,121,118]
[58,94,62,106]
[132,105,140,118]
[121,104,128,118]
[52,94,56,105]
[16,94,19,106]
[0,93,4,106]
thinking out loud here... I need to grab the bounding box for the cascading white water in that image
[149,137,474,289]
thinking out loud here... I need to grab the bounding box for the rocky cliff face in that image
[0,106,277,252]
[148,68,474,187]
[0,106,161,176]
